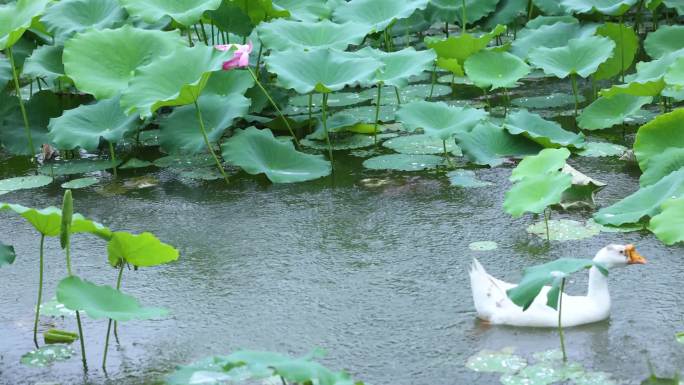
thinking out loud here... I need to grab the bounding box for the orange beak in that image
[625,244,647,265]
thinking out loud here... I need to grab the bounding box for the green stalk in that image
[445,22,449,38]
[570,73,579,118]
[7,46,35,158]
[619,16,625,83]
[246,67,300,148]
[527,0,534,21]
[307,93,313,133]
[373,84,383,145]
[429,62,437,99]
[461,0,467,34]
[544,208,551,242]
[75,310,88,371]
[199,20,209,45]
[193,100,229,184]
[186,27,194,47]
[558,277,567,362]
[108,141,118,178]
[33,234,45,349]
[321,93,334,167]
[442,140,454,167]
[254,41,264,75]
[483,88,491,110]
[503,87,510,117]
[394,86,401,105]
[102,262,125,370]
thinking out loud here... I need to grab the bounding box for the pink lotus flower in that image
[214,42,253,70]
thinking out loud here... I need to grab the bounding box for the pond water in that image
[1,144,683,385]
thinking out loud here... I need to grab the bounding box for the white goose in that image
[470,244,647,327]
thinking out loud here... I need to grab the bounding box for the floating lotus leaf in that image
[340,105,397,123]
[301,135,374,150]
[455,121,543,167]
[39,159,123,176]
[22,45,67,86]
[121,45,233,117]
[593,168,684,226]
[644,25,684,59]
[63,26,185,100]
[448,170,492,187]
[578,94,652,130]
[527,219,602,241]
[0,241,15,267]
[0,91,64,155]
[529,36,615,78]
[57,275,168,321]
[466,348,527,373]
[0,175,52,194]
[359,84,451,105]
[510,148,571,182]
[577,141,627,157]
[511,20,598,59]
[504,172,573,217]
[464,50,530,90]
[48,95,139,151]
[396,101,487,141]
[222,127,331,183]
[20,345,74,368]
[633,108,684,172]
[153,154,215,168]
[119,158,153,169]
[648,198,684,245]
[61,177,99,189]
[332,0,429,32]
[107,231,179,267]
[512,93,585,109]
[40,298,76,317]
[290,92,371,109]
[0,203,111,238]
[561,0,638,15]
[0,0,51,50]
[362,154,444,171]
[426,0,500,25]
[504,110,586,148]
[118,0,221,26]
[594,22,639,80]
[41,0,126,43]
[383,134,461,155]
[425,24,507,73]
[355,47,436,89]
[257,19,369,51]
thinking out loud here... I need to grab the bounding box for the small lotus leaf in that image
[512,93,585,109]
[510,148,571,182]
[118,0,221,26]
[107,231,179,267]
[61,177,99,189]
[504,109,586,148]
[0,175,52,194]
[466,348,527,373]
[464,50,530,90]
[448,170,492,187]
[20,344,74,367]
[578,94,652,130]
[455,121,543,167]
[561,0,638,15]
[633,108,684,171]
[41,0,126,43]
[383,134,461,155]
[0,241,15,267]
[468,240,499,250]
[258,19,369,51]
[40,298,76,317]
[39,159,122,176]
[529,36,615,78]
[504,172,573,217]
[332,0,429,32]
[355,47,436,89]
[648,198,684,245]
[594,22,639,80]
[644,25,684,59]
[0,0,51,50]
[362,154,444,171]
[396,101,487,141]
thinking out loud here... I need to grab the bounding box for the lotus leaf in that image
[665,56,684,87]
[644,25,684,59]
[639,148,684,187]
[468,240,499,251]
[633,108,684,171]
[226,0,290,25]
[594,22,639,80]
[222,127,331,183]
[0,241,15,267]
[466,348,527,373]
[0,54,10,89]
[258,19,369,51]
[340,105,397,123]
[484,0,528,28]
[57,275,168,321]
[448,170,492,187]
[0,91,64,155]
[648,198,684,245]
[272,0,340,21]
[362,154,444,171]
[426,0,500,25]
[20,344,74,367]
[510,148,571,182]
[0,0,51,50]
[355,47,436,89]
[600,49,684,97]
[396,101,487,141]
[455,121,542,167]
[290,92,371,108]
[332,0,429,32]
[0,175,52,194]
[529,36,615,78]
[512,93,585,109]
[504,109,586,148]
[61,177,99,189]
[578,94,652,130]
[63,26,185,100]
[107,231,179,267]
[39,159,123,176]
[425,24,507,73]
[360,84,451,105]
[22,45,67,87]
[118,0,221,26]
[205,1,254,37]
[41,0,126,43]
[577,141,627,157]
[504,172,573,217]
[153,154,215,169]
[301,135,374,150]
[464,50,530,90]
[511,21,598,59]
[533,0,568,14]
[0,203,111,238]
[48,95,139,151]
[383,134,461,155]
[561,0,638,15]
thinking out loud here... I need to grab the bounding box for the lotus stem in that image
[373,84,383,145]
[321,93,334,167]
[527,0,534,21]
[108,141,118,178]
[307,93,313,133]
[483,88,491,110]
[280,376,287,385]
[429,62,437,99]
[199,20,209,45]
[103,262,125,370]
[619,16,625,83]
[461,0,467,34]
[445,22,449,38]
[443,140,454,167]
[33,234,45,349]
[186,27,193,47]
[246,67,300,148]
[394,86,401,105]
[193,100,230,184]
[7,46,35,158]
[544,208,551,242]
[558,277,567,362]
[76,311,88,371]
[193,24,203,44]
[255,41,264,75]
[570,73,579,119]
[503,88,510,117]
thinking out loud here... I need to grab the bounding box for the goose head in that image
[593,244,647,269]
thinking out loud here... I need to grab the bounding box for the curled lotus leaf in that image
[504,109,586,148]
[510,148,571,182]
[594,22,639,80]
[464,50,530,90]
[0,0,51,50]
[425,24,507,71]
[599,49,684,97]
[257,19,369,51]
[355,47,436,89]
[644,25,684,59]
[578,94,652,131]
[107,231,179,267]
[561,0,639,15]
[396,101,488,141]
[455,121,543,167]
[41,0,127,43]
[332,0,429,32]
[504,172,573,217]
[639,148,684,187]
[118,0,222,26]
[511,20,597,59]
[0,203,111,239]
[529,36,615,78]
[0,241,15,267]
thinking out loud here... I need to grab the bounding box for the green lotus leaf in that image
[639,148,684,186]
[532,0,568,14]
[57,275,168,321]
[0,175,52,194]
[593,168,684,225]
[63,26,185,100]
[464,50,530,90]
[0,241,15,267]
[290,92,371,109]
[41,0,127,43]
[648,197,684,245]
[222,127,331,183]
[153,154,215,168]
[119,0,221,26]
[425,0,500,25]
[120,158,153,169]
[121,45,233,117]
[383,134,461,155]
[425,24,507,70]
[663,0,684,14]
[107,231,179,267]
[61,177,99,189]
[511,20,598,59]
[599,49,684,97]
[455,121,542,167]
[0,53,10,89]
[484,0,528,28]
[332,0,429,32]
[0,203,112,238]
[396,101,487,141]
[301,134,374,150]
[265,48,382,94]
[504,172,573,217]
[600,79,666,98]
[504,109,586,148]
[577,94,652,130]
[511,93,585,109]
[362,154,444,171]
[577,141,626,157]
[644,25,684,59]
[529,36,615,78]
[665,56,684,87]
[22,45,67,86]
[272,0,340,21]
[206,2,253,37]
[0,91,64,155]
[48,95,139,151]
[633,108,684,171]
[448,170,492,187]
[39,159,123,176]
[510,148,571,182]
[0,0,50,50]
[355,47,436,89]
[466,348,527,374]
[224,0,290,26]
[257,19,369,51]
[561,0,638,15]
[594,22,639,80]
[20,345,74,367]
[359,84,451,105]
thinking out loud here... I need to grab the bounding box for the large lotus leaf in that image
[663,0,684,14]
[57,276,167,321]
[257,19,368,51]
[425,24,507,69]
[0,0,51,50]
[107,231,179,267]
[0,91,64,155]
[332,0,429,32]
[0,54,10,89]
[464,50,530,90]
[221,127,331,183]
[226,0,290,25]
[22,45,67,86]
[121,45,233,117]
[0,175,52,194]
[41,0,126,43]
[504,172,573,217]
[396,101,487,141]
[593,168,684,225]
[0,203,111,238]
[644,25,684,59]
[264,48,382,94]
[48,95,139,151]
[507,258,607,311]
[158,93,250,153]
[640,148,684,186]
[205,1,254,37]
[355,47,436,89]
[529,36,615,78]
[510,148,571,182]
[577,94,652,130]
[118,0,221,26]
[203,70,255,96]
[533,0,568,14]
[633,108,684,172]
[272,0,341,21]
[648,198,684,245]
[511,21,598,59]
[455,121,542,167]
[594,22,639,80]
[0,241,15,267]
[362,154,444,171]
[599,49,684,97]
[665,56,684,87]
[484,0,527,28]
[63,26,185,100]
[425,0,500,25]
[504,109,585,148]
[38,159,123,176]
[561,0,638,15]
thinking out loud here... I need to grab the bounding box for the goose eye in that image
[619,250,624,255]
